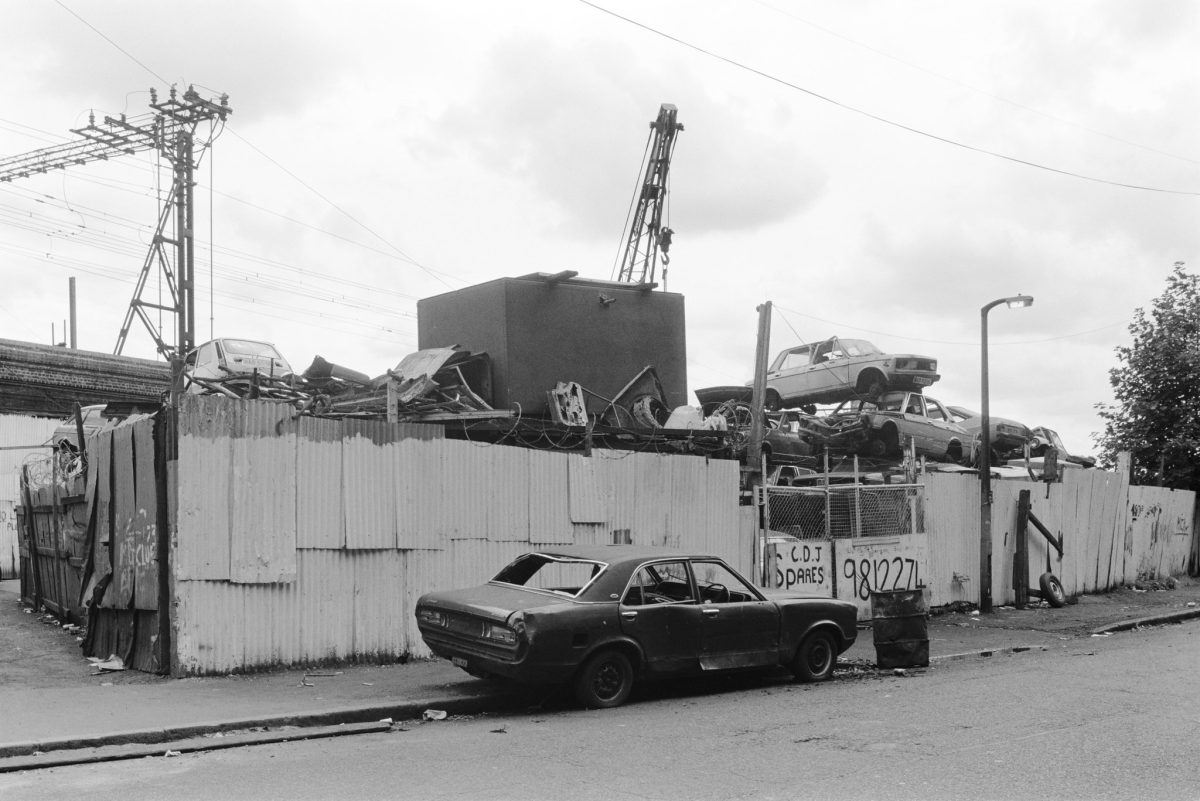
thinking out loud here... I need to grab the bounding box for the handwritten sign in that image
[767,536,833,596]
[835,534,928,620]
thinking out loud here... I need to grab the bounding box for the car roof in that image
[528,544,696,566]
[532,545,738,600]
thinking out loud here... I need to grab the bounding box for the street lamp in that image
[979,294,1033,613]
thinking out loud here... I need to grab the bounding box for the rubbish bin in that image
[870,588,929,668]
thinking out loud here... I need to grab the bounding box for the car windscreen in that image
[840,339,881,356]
[492,554,606,598]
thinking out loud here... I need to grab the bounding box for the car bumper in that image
[420,629,579,685]
[891,371,940,390]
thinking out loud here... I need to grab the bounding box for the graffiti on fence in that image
[834,533,928,619]
[767,537,833,596]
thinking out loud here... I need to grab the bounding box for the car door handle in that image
[621,611,638,621]
[702,607,720,617]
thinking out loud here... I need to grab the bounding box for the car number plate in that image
[913,377,932,385]
[451,656,468,669]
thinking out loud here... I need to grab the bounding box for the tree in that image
[1096,262,1200,490]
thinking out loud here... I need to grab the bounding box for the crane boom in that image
[0,86,231,358]
[617,103,682,287]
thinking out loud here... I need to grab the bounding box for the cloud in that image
[428,34,828,241]
[1,1,354,125]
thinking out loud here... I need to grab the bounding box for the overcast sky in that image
[2,0,1198,457]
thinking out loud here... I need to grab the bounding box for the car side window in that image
[779,348,812,371]
[905,396,925,416]
[622,561,694,606]
[691,561,760,605]
[926,400,948,422]
[195,342,217,370]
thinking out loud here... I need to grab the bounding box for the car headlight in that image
[417,608,446,627]
[482,623,518,645]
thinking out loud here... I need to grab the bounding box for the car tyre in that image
[793,629,837,683]
[574,649,634,708]
[857,373,886,398]
[1039,572,1067,608]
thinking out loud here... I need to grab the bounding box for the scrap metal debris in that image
[328,347,497,420]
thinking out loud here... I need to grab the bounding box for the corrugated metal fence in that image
[170,396,744,675]
[924,470,1195,608]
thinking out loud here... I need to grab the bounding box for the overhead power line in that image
[579,0,1200,197]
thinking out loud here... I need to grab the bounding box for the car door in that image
[814,337,854,396]
[190,341,220,381]
[899,393,934,454]
[922,398,962,458]
[689,559,780,671]
[765,344,816,402]
[618,561,704,675]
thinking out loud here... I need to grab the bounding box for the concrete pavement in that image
[3,576,1199,771]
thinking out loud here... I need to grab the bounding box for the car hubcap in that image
[595,662,622,699]
[808,642,831,673]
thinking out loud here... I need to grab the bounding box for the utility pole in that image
[747,301,772,474]
[0,86,231,358]
[68,277,77,349]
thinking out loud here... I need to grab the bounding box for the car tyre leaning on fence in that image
[1039,572,1067,608]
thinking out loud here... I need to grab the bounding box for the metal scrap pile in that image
[326,348,496,420]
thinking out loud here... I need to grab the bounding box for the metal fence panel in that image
[488,445,530,541]
[343,420,397,550]
[396,438,445,550]
[441,439,491,539]
[528,450,572,544]
[568,453,607,523]
[296,416,344,549]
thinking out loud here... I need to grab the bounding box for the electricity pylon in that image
[0,86,232,357]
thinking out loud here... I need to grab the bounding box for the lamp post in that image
[979,294,1033,613]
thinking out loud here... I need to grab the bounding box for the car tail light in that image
[482,623,518,645]
[417,608,446,627]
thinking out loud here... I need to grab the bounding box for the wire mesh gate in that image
[763,483,924,541]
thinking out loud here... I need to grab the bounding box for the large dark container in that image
[870,588,929,668]
[417,273,687,417]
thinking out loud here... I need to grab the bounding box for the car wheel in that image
[864,436,888,458]
[574,649,634,708]
[1039,572,1067,608]
[765,391,782,412]
[857,372,886,398]
[793,630,837,682]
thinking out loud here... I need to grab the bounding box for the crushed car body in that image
[829,390,970,462]
[947,405,1034,464]
[415,545,858,708]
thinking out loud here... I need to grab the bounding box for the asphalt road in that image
[3,620,1198,801]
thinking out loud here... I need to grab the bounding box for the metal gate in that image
[18,455,88,623]
[763,483,923,540]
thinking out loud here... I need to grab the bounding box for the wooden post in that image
[746,301,772,473]
[1015,489,1030,608]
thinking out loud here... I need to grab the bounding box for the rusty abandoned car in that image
[415,545,859,708]
[761,336,940,410]
[831,391,971,462]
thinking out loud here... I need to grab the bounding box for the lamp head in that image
[1006,294,1034,309]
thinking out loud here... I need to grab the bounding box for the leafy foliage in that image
[1096,262,1200,490]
